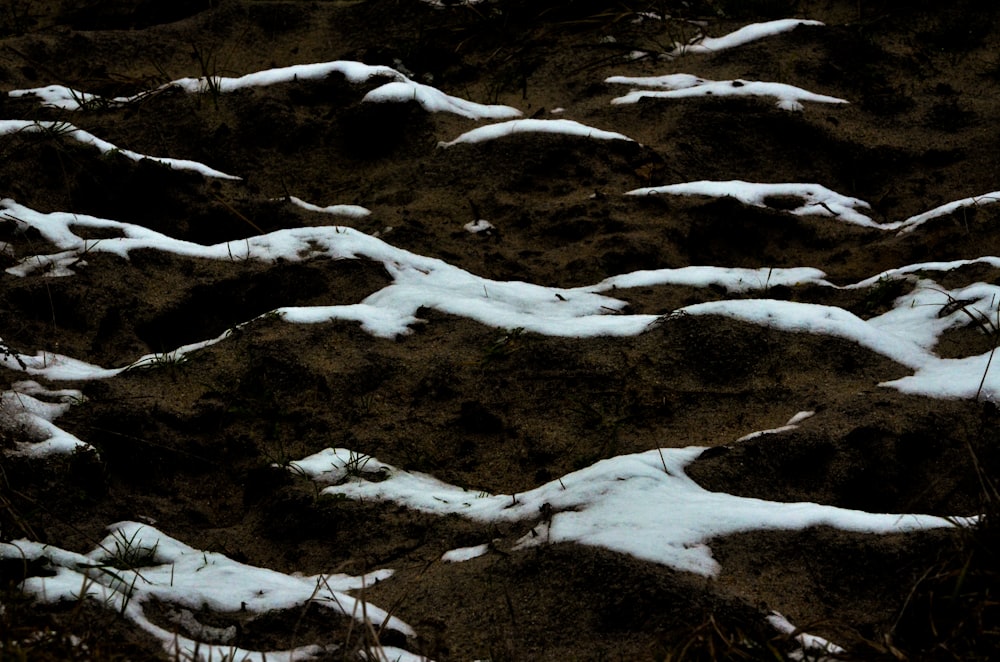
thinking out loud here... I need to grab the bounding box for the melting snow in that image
[438,118,635,147]
[441,544,491,563]
[894,190,1000,234]
[626,180,874,226]
[737,410,816,442]
[289,445,969,578]
[587,265,829,292]
[0,522,410,661]
[284,196,371,219]
[669,18,824,56]
[9,60,521,120]
[420,0,484,6]
[4,189,1000,400]
[3,22,998,655]
[608,74,847,111]
[768,611,846,658]
[0,200,648,341]
[0,120,240,180]
[0,381,91,456]
[464,219,495,233]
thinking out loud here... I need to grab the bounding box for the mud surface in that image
[2,0,1000,659]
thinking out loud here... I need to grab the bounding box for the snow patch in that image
[626,180,874,226]
[0,382,91,456]
[1,522,414,661]
[284,195,371,218]
[464,219,495,233]
[439,119,634,147]
[669,19,824,56]
[768,611,846,658]
[441,544,490,563]
[9,60,521,120]
[608,74,847,111]
[0,120,240,180]
[290,446,968,578]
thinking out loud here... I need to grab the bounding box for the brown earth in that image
[2,0,1000,659]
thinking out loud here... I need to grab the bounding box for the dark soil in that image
[3,0,1000,659]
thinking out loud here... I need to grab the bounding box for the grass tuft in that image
[658,611,795,661]
[886,504,1000,659]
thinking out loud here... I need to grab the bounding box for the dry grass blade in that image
[212,194,266,236]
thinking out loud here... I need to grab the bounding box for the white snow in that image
[737,410,815,441]
[886,355,999,400]
[285,195,371,219]
[0,120,240,179]
[2,347,122,381]
[420,0,484,7]
[3,12,997,657]
[894,190,1000,234]
[588,266,829,293]
[0,381,92,456]
[767,611,846,657]
[674,283,1000,401]
[865,279,991,351]
[627,180,1000,238]
[9,60,521,120]
[0,522,414,661]
[174,61,402,94]
[669,19,824,56]
[851,257,1000,289]
[607,73,705,90]
[627,180,875,226]
[0,199,650,343]
[362,80,521,119]
[464,219,495,233]
[441,544,490,563]
[438,119,634,147]
[290,445,969,578]
[5,191,1000,401]
[608,74,847,111]
[7,84,109,110]
[678,299,931,370]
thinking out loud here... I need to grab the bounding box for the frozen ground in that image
[2,1,1000,660]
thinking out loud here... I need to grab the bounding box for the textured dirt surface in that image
[2,0,1000,659]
